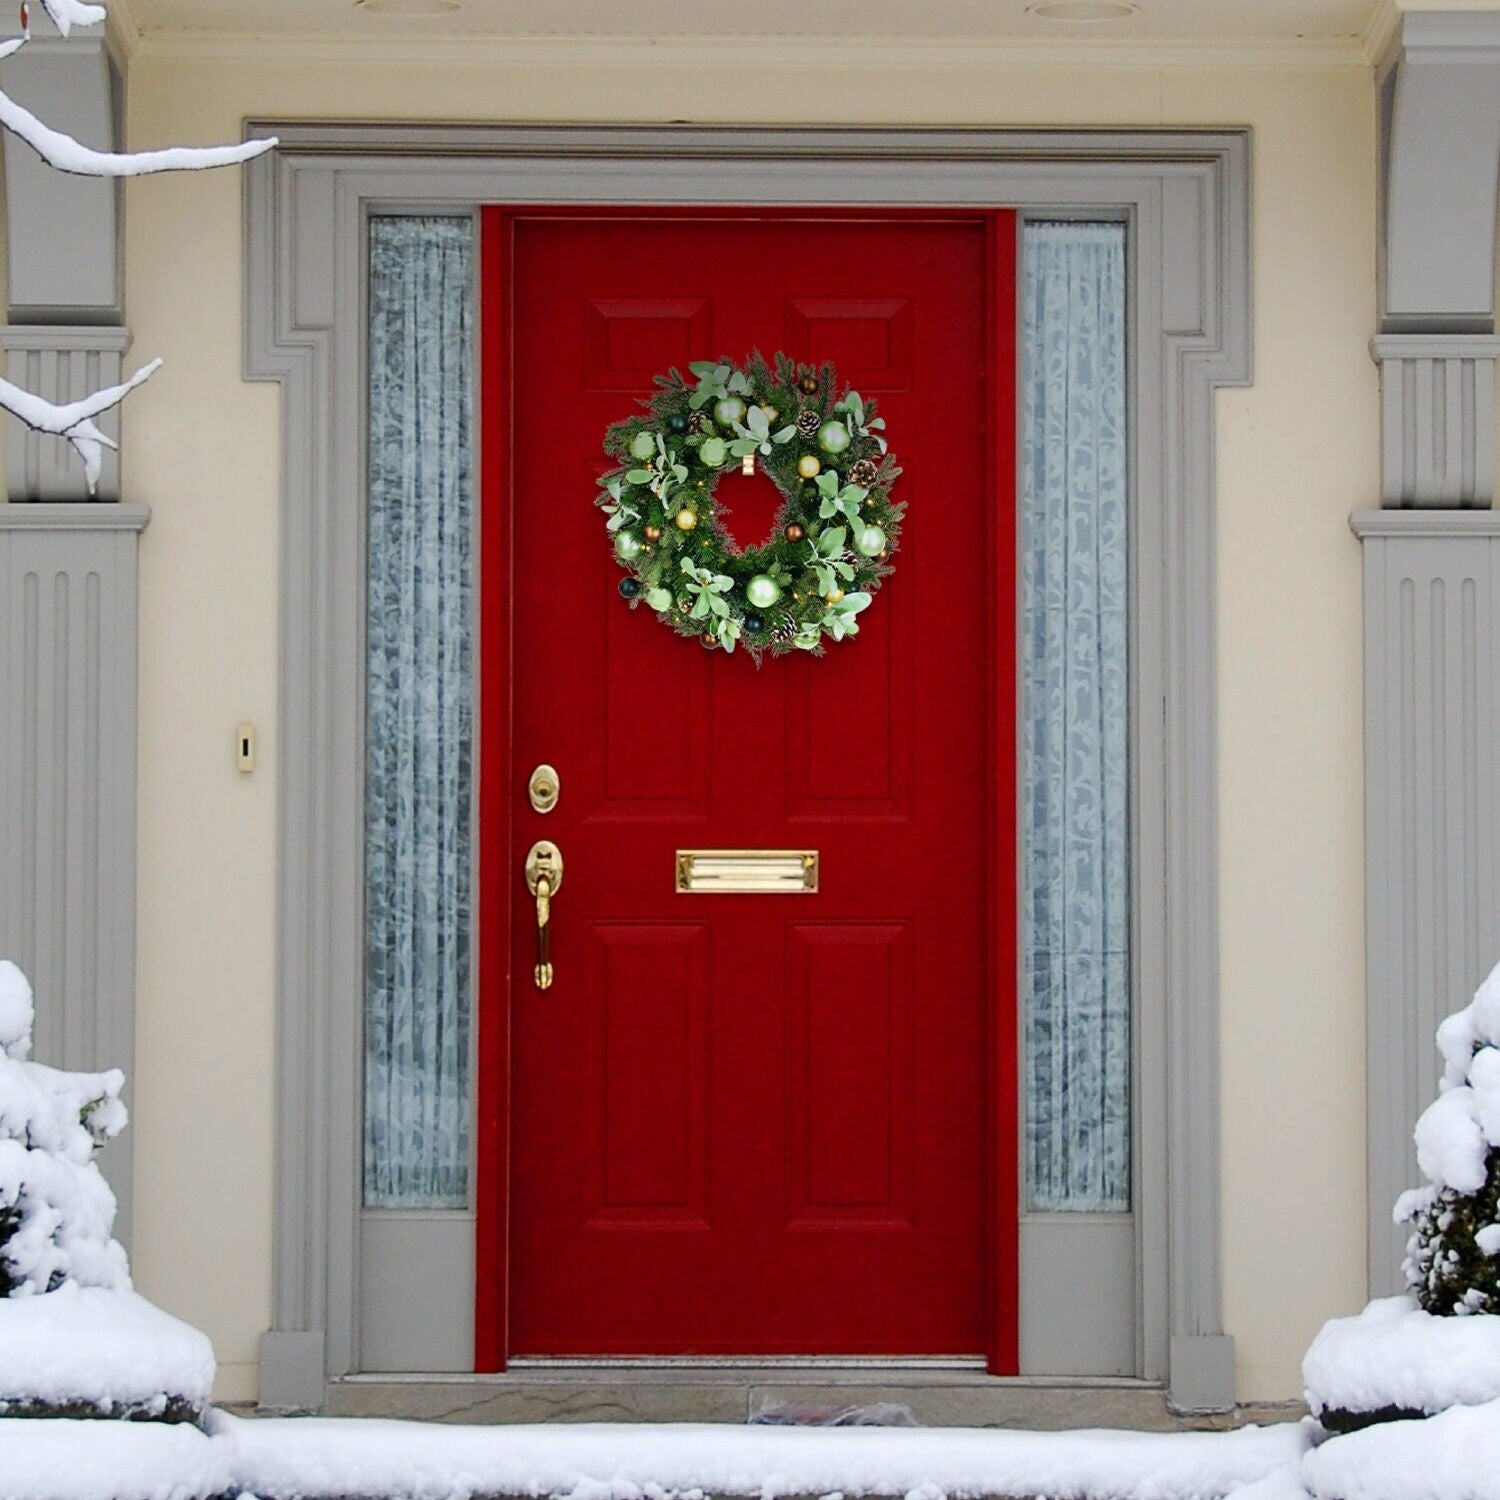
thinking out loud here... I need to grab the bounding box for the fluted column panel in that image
[0,504,148,1239]
[1354,509,1500,1292]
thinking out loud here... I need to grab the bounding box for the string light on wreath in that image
[597,352,902,660]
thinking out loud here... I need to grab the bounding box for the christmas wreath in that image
[597,352,901,659]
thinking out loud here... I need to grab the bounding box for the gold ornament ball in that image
[784,522,806,543]
[756,404,779,424]
[644,524,663,541]
[675,508,699,532]
[825,586,845,604]
[797,454,822,479]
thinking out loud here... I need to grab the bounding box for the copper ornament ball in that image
[644,524,663,540]
[784,522,806,543]
[798,373,819,394]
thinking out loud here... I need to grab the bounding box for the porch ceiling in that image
[115,0,1392,49]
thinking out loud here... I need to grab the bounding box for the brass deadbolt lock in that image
[528,763,560,814]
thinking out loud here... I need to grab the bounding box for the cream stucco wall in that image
[121,50,1376,1405]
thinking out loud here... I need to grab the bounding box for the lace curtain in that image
[1021,221,1131,1213]
[363,216,475,1209]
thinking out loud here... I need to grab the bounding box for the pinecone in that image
[688,410,711,434]
[850,458,879,489]
[770,615,798,644]
[796,408,822,439]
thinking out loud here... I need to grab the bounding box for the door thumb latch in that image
[524,840,564,990]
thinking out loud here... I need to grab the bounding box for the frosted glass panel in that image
[1021,222,1131,1213]
[363,216,474,1209]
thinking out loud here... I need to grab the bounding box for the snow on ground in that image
[1302,1293,1500,1417]
[0,1414,1311,1500]
[0,1418,229,1500]
[1302,1398,1500,1500]
[0,1283,214,1415]
[207,1413,1311,1500]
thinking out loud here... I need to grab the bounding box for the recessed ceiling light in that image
[355,0,462,15]
[1027,1,1139,20]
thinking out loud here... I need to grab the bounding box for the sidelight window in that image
[1021,221,1131,1214]
[362,215,476,1209]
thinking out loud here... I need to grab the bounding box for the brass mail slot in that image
[675,849,819,894]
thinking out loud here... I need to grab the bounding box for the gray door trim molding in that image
[241,123,1251,1413]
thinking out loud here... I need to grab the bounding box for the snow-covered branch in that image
[0,360,161,491]
[0,40,277,177]
[0,7,278,493]
[31,0,107,37]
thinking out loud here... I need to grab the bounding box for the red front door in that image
[479,209,1017,1363]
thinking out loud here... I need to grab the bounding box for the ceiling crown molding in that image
[105,0,142,62]
[1362,0,1402,64]
[120,28,1370,69]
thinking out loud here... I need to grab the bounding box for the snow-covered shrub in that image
[0,960,129,1298]
[1396,959,1500,1315]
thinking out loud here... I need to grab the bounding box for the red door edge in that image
[986,209,1021,1376]
[474,204,513,1372]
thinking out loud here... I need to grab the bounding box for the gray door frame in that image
[242,124,1251,1413]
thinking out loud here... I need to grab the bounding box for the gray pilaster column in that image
[1361,14,1500,1294]
[0,503,150,1242]
[1352,511,1500,1293]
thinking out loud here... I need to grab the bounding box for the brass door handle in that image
[524,840,564,990]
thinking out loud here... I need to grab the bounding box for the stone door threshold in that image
[325,1368,1303,1431]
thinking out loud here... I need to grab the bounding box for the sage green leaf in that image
[820,527,847,555]
[773,425,797,444]
[626,468,653,484]
[691,594,710,620]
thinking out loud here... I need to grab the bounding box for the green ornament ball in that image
[629,430,656,461]
[699,436,728,468]
[614,530,644,561]
[713,396,747,428]
[817,420,852,455]
[855,524,888,558]
[746,574,782,609]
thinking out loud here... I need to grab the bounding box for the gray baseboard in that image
[258,1330,327,1413]
[1167,1335,1236,1414]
